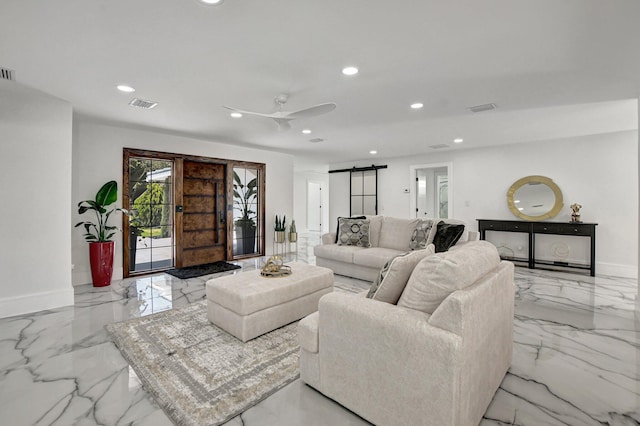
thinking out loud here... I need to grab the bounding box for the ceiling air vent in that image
[129,98,158,109]
[429,144,449,149]
[0,68,15,81]
[468,103,497,113]
[309,138,324,143]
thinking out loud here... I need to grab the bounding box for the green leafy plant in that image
[233,171,258,227]
[275,215,286,232]
[75,180,127,242]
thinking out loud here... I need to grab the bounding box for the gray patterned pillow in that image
[337,217,371,247]
[410,219,435,250]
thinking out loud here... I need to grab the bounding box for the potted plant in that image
[233,171,258,255]
[289,219,297,242]
[275,215,286,243]
[75,180,127,287]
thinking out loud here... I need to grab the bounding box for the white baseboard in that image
[0,288,74,319]
[596,262,638,278]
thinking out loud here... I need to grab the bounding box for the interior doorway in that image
[307,181,322,232]
[409,163,452,219]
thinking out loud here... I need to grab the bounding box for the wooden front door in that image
[176,160,227,267]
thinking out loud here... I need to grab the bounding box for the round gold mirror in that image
[507,175,563,221]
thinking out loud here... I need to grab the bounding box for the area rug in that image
[105,301,299,426]
[165,261,241,279]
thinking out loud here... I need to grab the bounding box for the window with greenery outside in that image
[233,168,258,255]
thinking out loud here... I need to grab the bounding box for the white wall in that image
[72,120,294,286]
[293,170,330,233]
[329,131,638,278]
[0,81,74,317]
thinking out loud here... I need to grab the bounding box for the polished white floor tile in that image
[1,240,638,425]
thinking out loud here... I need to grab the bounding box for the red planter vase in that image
[89,241,115,287]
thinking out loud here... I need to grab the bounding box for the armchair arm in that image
[321,232,336,244]
[316,292,462,426]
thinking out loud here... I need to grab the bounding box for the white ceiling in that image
[1,0,639,166]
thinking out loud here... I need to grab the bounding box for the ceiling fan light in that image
[230,112,242,118]
[302,129,312,134]
[342,66,359,76]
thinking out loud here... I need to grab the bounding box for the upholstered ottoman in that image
[206,262,334,342]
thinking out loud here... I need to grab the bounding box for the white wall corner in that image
[0,288,74,319]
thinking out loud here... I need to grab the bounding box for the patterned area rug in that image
[106,301,299,426]
[165,261,241,279]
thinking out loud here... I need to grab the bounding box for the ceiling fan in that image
[223,94,336,131]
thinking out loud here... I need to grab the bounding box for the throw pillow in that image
[397,241,500,314]
[432,221,465,253]
[366,244,435,304]
[335,216,366,243]
[336,217,371,247]
[410,219,435,250]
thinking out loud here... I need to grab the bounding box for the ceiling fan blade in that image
[273,118,292,131]
[286,103,336,119]
[222,105,273,118]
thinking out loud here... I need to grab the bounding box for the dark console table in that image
[477,219,597,276]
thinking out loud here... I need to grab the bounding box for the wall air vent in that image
[429,144,449,149]
[0,68,15,81]
[129,98,158,109]
[468,103,497,113]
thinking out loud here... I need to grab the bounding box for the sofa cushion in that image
[314,244,365,263]
[432,221,465,252]
[410,219,436,250]
[337,217,371,247]
[378,217,421,251]
[353,247,405,270]
[397,241,500,314]
[366,215,384,247]
[366,245,435,304]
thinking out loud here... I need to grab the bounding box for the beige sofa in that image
[299,241,515,426]
[314,216,479,281]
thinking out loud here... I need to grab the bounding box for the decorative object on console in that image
[75,180,127,287]
[432,221,465,253]
[336,217,371,247]
[366,244,435,303]
[506,175,563,221]
[570,203,583,223]
[260,255,292,277]
[409,219,435,250]
[275,214,286,243]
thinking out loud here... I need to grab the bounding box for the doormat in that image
[165,261,241,279]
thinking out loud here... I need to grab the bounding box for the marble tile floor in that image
[1,252,639,425]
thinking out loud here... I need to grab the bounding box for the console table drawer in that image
[482,221,529,232]
[532,223,593,236]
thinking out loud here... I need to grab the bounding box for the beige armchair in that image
[299,242,514,426]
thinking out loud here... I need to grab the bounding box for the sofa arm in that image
[321,232,336,244]
[316,292,462,425]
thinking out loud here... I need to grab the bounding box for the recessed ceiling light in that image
[230,112,242,118]
[198,0,224,5]
[302,129,312,134]
[116,84,135,93]
[342,66,359,76]
[453,138,464,143]
[410,103,423,109]
[370,150,377,155]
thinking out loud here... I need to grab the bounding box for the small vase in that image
[275,231,286,243]
[89,241,115,287]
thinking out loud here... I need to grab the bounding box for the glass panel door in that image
[232,166,262,257]
[128,157,174,273]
